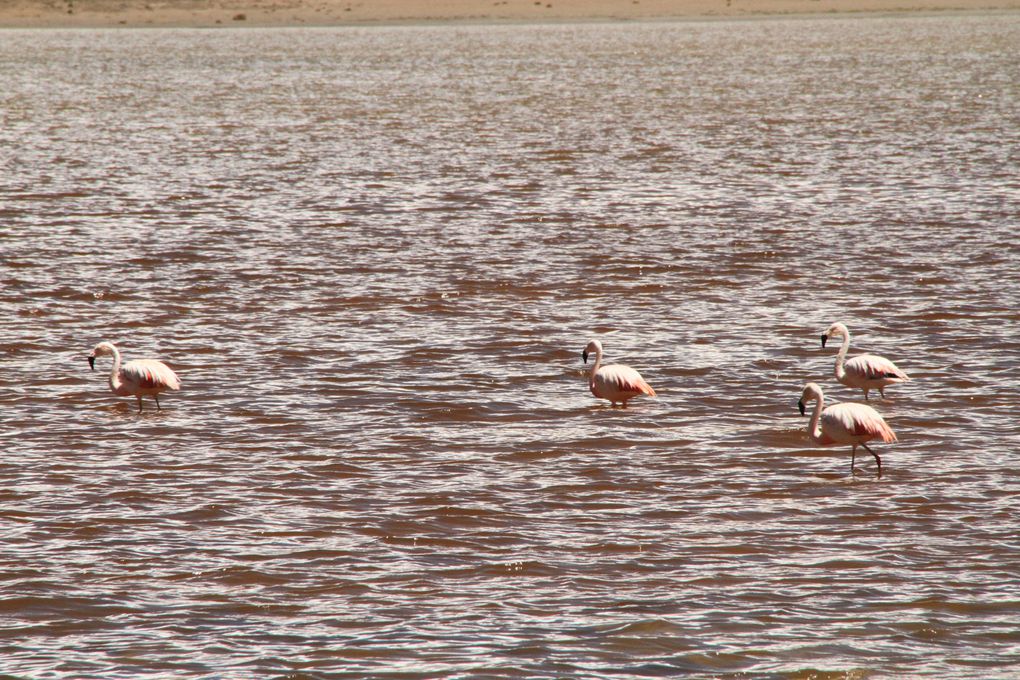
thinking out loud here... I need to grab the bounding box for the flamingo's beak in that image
[820,334,828,348]
[88,356,95,371]
[582,350,589,364]
[797,400,806,416]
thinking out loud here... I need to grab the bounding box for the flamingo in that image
[797,382,897,476]
[581,339,656,407]
[822,322,909,399]
[87,341,181,412]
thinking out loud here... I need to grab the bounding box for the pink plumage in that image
[822,322,909,399]
[122,360,182,391]
[845,354,909,383]
[798,382,897,476]
[88,342,181,412]
[582,339,656,407]
[825,402,898,443]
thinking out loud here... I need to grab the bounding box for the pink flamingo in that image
[581,339,656,407]
[798,382,897,476]
[822,322,909,399]
[88,341,181,412]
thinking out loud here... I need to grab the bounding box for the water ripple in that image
[2,14,1019,679]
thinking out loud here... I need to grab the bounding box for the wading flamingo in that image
[797,382,897,477]
[88,341,181,412]
[581,339,656,407]
[822,322,909,399]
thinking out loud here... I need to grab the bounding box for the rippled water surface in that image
[2,14,1020,678]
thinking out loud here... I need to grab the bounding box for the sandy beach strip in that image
[0,0,1017,29]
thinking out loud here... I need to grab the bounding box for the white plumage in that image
[798,382,897,476]
[88,341,181,412]
[581,339,656,407]
[822,322,909,399]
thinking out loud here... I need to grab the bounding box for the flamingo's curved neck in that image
[807,396,825,443]
[108,345,123,391]
[588,347,603,382]
[833,330,850,381]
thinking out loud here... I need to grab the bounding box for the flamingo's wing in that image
[827,403,897,443]
[123,360,181,390]
[845,353,908,381]
[599,364,656,397]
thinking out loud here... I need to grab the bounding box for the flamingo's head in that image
[821,322,848,348]
[797,382,823,415]
[581,339,602,364]
[88,341,117,370]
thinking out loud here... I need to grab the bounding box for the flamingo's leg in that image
[862,443,882,477]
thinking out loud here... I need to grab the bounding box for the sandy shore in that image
[0,0,1017,27]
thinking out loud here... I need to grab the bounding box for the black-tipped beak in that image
[582,350,589,364]
[798,400,806,416]
[820,334,828,348]
[88,356,95,371]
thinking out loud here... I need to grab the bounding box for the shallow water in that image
[2,14,1020,678]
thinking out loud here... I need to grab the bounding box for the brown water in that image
[2,14,1020,678]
